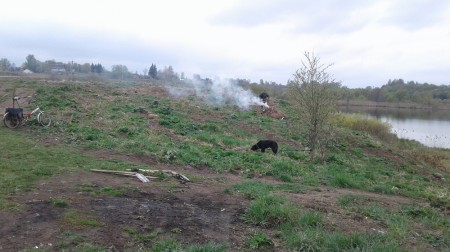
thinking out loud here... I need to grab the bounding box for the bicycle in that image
[3,96,51,128]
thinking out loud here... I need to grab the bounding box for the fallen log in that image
[91,169,151,183]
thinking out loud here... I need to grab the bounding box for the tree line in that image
[2,54,448,107]
[338,79,450,106]
[0,54,180,81]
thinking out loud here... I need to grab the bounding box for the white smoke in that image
[165,86,194,98]
[180,77,269,110]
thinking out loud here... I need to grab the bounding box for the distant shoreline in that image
[337,100,450,110]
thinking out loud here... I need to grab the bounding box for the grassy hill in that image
[0,78,448,251]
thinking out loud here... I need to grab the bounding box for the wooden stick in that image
[127,169,190,182]
[91,169,136,176]
[131,169,160,174]
[91,169,151,183]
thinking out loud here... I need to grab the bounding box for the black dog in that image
[251,140,278,154]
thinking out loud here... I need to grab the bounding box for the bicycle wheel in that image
[38,112,51,127]
[3,112,21,128]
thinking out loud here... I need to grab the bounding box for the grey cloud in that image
[211,0,375,34]
[380,0,449,30]
[1,23,278,82]
[212,0,450,34]
[0,23,178,71]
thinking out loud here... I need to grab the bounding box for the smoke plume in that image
[166,77,268,110]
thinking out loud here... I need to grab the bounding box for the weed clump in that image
[333,113,393,140]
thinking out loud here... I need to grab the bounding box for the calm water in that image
[340,106,450,149]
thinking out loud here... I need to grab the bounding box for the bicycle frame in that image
[3,96,51,128]
[23,107,42,121]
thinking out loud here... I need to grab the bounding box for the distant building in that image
[23,69,33,74]
[51,64,66,73]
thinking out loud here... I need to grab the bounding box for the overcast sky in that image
[1,0,449,88]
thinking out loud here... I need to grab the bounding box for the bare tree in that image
[288,52,339,160]
[0,58,12,71]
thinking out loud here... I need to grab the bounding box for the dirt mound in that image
[257,100,286,119]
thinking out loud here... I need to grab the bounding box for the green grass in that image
[62,209,103,228]
[2,79,449,251]
[75,183,130,197]
[0,127,150,210]
[228,180,449,251]
[337,194,450,250]
[99,186,126,196]
[278,210,403,251]
[151,239,228,252]
[248,232,274,250]
[50,197,69,208]
[242,194,302,227]
[225,181,307,199]
[18,81,444,200]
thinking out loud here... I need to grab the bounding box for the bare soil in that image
[0,148,431,251]
[0,159,254,251]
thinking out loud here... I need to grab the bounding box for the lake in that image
[339,106,450,149]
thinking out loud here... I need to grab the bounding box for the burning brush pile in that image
[257,96,286,119]
[165,77,286,118]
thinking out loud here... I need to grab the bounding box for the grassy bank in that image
[0,78,449,251]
